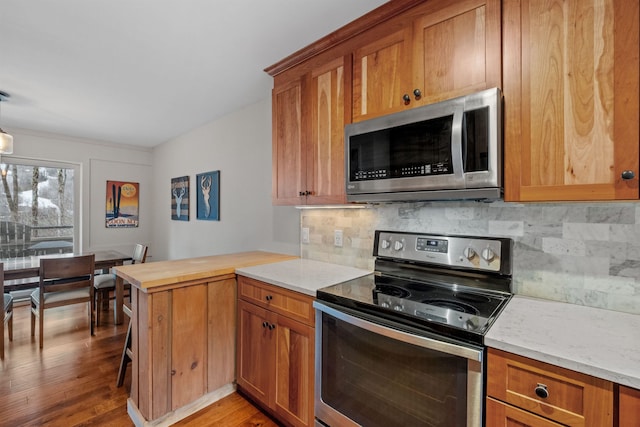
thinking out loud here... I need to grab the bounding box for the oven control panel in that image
[374,230,512,274]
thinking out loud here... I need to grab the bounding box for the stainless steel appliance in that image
[345,88,502,202]
[314,230,513,427]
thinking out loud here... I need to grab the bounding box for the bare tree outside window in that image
[0,160,76,259]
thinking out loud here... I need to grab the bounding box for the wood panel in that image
[308,55,348,204]
[236,300,274,403]
[352,27,412,121]
[486,397,563,426]
[414,0,501,103]
[619,385,640,427]
[273,314,315,427]
[272,78,305,205]
[207,277,236,392]
[503,0,639,201]
[151,290,171,418]
[136,288,151,419]
[171,284,208,410]
[487,348,613,426]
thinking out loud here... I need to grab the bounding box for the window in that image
[0,158,79,258]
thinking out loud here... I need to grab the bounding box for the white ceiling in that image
[0,0,388,148]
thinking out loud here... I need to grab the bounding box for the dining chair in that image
[2,263,13,359]
[94,244,148,326]
[30,254,95,349]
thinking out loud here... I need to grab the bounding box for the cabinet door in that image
[412,0,502,104]
[306,55,349,204]
[620,386,640,427]
[503,0,639,201]
[273,314,315,427]
[486,397,563,427]
[236,300,275,405]
[352,26,413,122]
[272,77,305,205]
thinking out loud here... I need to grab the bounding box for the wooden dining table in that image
[1,250,132,324]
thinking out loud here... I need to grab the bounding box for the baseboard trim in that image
[127,382,236,427]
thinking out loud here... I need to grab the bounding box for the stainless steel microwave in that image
[345,88,502,202]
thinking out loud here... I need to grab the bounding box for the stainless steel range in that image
[314,230,513,427]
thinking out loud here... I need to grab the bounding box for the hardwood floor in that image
[0,302,281,427]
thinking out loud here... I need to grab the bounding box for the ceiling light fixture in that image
[0,91,14,156]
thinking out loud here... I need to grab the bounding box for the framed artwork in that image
[171,176,190,221]
[105,180,139,228]
[196,170,220,221]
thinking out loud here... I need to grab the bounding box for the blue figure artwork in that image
[196,171,219,220]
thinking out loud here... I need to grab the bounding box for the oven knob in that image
[380,301,390,308]
[393,241,404,251]
[393,304,404,312]
[463,247,476,260]
[380,239,391,249]
[481,247,495,262]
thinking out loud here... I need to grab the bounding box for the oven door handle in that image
[314,301,483,362]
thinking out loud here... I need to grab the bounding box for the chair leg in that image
[116,320,132,387]
[96,291,101,327]
[39,305,44,349]
[1,321,4,360]
[7,312,11,341]
[90,300,94,336]
[30,304,36,337]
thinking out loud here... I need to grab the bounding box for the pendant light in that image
[0,91,14,155]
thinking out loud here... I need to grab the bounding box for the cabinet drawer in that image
[238,276,314,326]
[487,348,613,426]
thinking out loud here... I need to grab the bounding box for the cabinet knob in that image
[534,383,549,399]
[402,94,411,105]
[299,191,305,196]
[268,323,276,330]
[621,170,635,180]
[262,321,268,328]
[413,89,422,100]
[265,295,273,301]
[305,190,312,196]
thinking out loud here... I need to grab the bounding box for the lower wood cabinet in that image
[129,275,236,422]
[486,348,613,426]
[619,385,640,427]
[236,276,315,427]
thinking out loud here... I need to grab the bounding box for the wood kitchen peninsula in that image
[113,251,298,427]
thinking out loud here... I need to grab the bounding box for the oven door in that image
[314,301,484,427]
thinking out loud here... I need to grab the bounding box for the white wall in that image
[151,98,299,261]
[4,129,154,256]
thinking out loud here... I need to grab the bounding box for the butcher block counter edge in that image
[113,251,298,291]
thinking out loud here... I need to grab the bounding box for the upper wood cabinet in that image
[352,0,502,122]
[503,0,640,201]
[271,54,349,205]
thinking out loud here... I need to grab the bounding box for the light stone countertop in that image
[235,258,372,297]
[486,295,640,389]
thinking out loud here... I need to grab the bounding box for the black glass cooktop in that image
[317,273,510,342]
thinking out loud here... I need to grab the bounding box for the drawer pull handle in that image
[265,295,273,301]
[534,383,549,399]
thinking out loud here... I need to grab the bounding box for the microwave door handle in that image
[451,106,466,186]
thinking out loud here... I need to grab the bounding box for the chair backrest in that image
[131,244,148,265]
[39,254,95,294]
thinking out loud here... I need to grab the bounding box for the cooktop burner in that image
[316,230,514,345]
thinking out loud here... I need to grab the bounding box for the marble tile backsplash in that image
[300,201,640,315]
